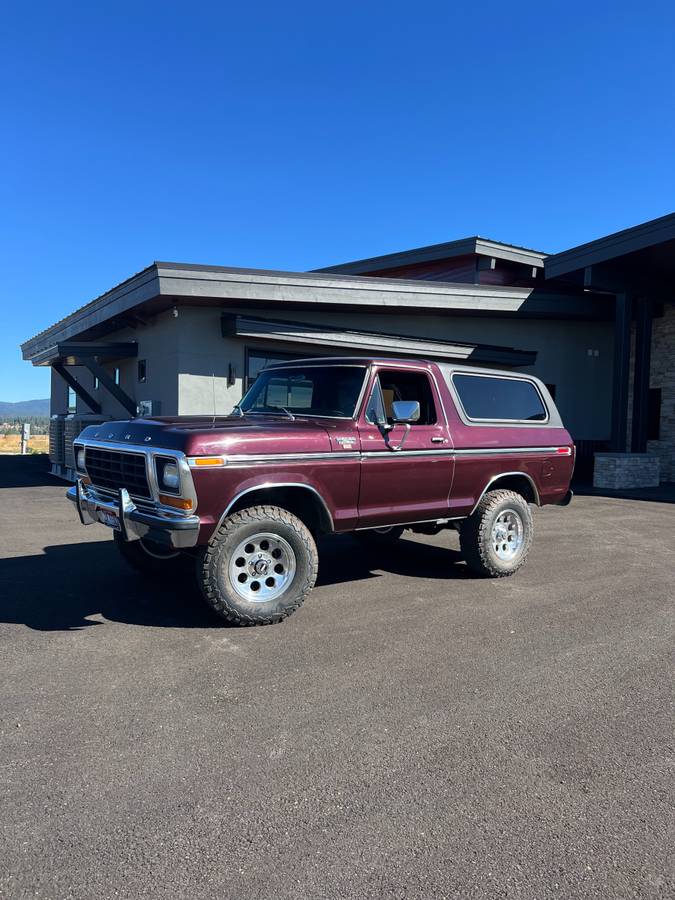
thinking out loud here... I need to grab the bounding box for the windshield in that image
[239,365,367,418]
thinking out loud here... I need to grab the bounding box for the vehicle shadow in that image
[0,535,468,631]
[0,454,60,489]
[317,534,468,587]
[0,539,216,631]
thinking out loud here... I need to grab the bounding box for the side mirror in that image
[391,400,420,424]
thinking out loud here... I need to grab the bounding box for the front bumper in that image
[67,480,200,550]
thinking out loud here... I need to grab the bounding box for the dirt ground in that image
[0,434,48,454]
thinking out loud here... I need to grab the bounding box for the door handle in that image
[431,436,447,443]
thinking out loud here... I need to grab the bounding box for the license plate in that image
[97,509,121,531]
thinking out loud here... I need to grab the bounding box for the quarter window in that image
[453,374,547,422]
[365,379,387,425]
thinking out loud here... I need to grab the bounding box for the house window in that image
[648,388,662,441]
[94,376,99,390]
[452,373,548,422]
[138,360,147,383]
[243,365,366,417]
[245,349,306,390]
[67,386,76,413]
[114,367,120,385]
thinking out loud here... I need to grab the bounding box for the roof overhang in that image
[314,236,547,275]
[544,211,675,288]
[28,341,139,366]
[222,314,537,367]
[21,262,611,364]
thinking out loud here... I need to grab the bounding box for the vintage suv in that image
[68,358,574,625]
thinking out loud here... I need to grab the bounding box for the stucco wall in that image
[176,307,247,415]
[51,309,181,419]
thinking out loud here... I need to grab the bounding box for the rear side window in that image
[452,374,547,422]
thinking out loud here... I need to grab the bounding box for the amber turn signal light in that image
[159,494,193,510]
[191,457,226,467]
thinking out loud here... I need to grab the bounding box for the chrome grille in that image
[89,485,156,510]
[84,447,152,499]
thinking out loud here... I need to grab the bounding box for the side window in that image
[452,374,547,422]
[369,370,438,426]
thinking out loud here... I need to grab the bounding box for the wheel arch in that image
[470,471,540,515]
[221,483,334,536]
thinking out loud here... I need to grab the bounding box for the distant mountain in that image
[0,398,50,417]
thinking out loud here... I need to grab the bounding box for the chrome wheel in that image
[491,509,524,561]
[228,532,296,603]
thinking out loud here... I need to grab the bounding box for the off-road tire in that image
[197,505,318,626]
[354,525,405,547]
[460,489,533,578]
[113,531,188,577]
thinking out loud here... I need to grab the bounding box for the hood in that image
[77,415,349,457]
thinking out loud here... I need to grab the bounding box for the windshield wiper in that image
[271,406,296,421]
[240,406,297,420]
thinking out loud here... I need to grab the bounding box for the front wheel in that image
[196,505,318,625]
[460,489,533,577]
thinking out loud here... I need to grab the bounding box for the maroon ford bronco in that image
[68,358,574,625]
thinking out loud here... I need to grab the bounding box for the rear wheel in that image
[196,505,318,625]
[113,531,187,577]
[460,489,533,577]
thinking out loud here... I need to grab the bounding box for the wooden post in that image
[610,292,633,452]
[631,298,653,453]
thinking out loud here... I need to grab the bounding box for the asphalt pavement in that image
[1,456,673,899]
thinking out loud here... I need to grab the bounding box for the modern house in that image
[21,213,675,488]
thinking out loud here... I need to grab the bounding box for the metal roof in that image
[314,236,548,275]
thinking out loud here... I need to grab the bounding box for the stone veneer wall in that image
[625,301,675,482]
[594,453,660,489]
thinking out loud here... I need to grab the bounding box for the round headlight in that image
[76,448,86,471]
[161,462,180,491]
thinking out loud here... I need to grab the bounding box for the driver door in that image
[356,366,454,527]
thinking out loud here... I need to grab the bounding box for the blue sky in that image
[1,1,674,401]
